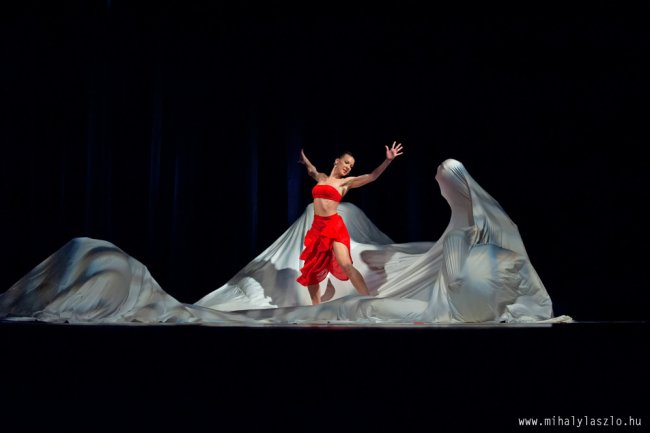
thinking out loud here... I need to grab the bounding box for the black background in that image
[0,2,648,432]
[2,1,648,321]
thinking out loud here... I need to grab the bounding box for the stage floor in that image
[1,320,647,432]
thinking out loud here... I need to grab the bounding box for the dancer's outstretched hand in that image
[298,149,308,165]
[385,141,404,160]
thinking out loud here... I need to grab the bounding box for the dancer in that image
[296,141,404,304]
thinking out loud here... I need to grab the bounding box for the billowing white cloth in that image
[0,238,232,324]
[0,159,568,324]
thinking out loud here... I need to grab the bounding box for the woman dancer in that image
[297,141,404,304]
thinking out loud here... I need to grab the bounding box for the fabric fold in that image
[0,158,567,324]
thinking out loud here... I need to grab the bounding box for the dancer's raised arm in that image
[344,141,404,189]
[298,149,327,182]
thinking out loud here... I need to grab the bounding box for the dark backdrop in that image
[1,2,648,321]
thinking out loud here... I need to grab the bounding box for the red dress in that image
[296,184,352,286]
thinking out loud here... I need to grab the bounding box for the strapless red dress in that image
[296,184,352,286]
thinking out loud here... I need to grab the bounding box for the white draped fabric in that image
[0,159,569,324]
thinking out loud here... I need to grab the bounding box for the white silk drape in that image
[0,159,569,324]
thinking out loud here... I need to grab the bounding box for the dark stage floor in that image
[1,321,647,432]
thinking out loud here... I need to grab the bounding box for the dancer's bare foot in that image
[321,279,336,302]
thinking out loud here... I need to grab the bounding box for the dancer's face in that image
[335,154,355,177]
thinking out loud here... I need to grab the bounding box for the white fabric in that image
[0,159,569,324]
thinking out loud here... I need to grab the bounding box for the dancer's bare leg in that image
[333,242,370,296]
[308,284,321,305]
